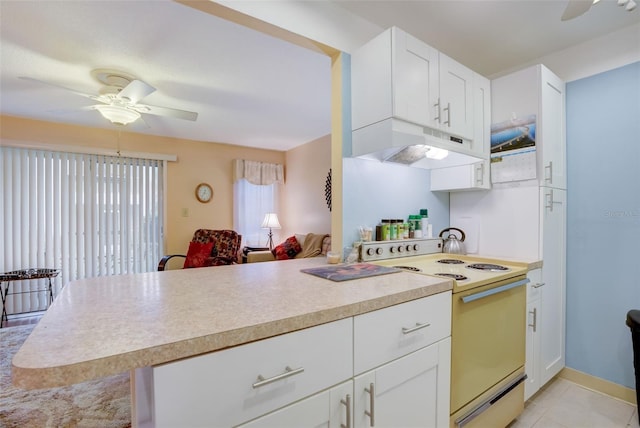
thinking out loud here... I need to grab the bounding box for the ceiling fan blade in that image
[117,79,155,104]
[561,0,593,21]
[133,103,198,121]
[19,76,99,100]
[48,105,98,114]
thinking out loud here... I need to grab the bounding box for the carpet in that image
[0,324,131,428]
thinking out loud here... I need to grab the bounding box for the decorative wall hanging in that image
[325,168,332,212]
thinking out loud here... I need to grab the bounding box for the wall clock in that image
[195,183,213,203]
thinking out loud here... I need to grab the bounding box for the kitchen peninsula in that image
[12,257,453,427]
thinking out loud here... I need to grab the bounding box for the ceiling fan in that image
[561,0,636,21]
[20,69,198,125]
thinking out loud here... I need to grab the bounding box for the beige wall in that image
[0,115,285,257]
[282,134,331,238]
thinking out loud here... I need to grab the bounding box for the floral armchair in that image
[158,229,242,271]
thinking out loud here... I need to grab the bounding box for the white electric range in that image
[360,238,530,428]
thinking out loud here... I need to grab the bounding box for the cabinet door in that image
[524,269,542,401]
[472,72,491,158]
[237,381,352,428]
[354,338,451,428]
[439,53,474,140]
[430,161,490,192]
[539,188,566,385]
[539,66,566,189]
[393,27,439,128]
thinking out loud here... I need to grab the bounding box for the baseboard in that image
[558,367,637,405]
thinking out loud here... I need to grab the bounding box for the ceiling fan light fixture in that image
[95,105,141,125]
[626,0,637,11]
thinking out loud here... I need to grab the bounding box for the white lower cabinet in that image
[524,269,542,400]
[354,338,451,428]
[134,292,452,428]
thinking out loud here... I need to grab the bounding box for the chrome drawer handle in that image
[532,282,545,289]
[545,161,553,183]
[402,322,431,334]
[528,307,537,332]
[252,366,304,389]
[340,394,351,428]
[365,382,375,427]
[444,102,451,126]
[434,98,441,123]
[475,163,485,185]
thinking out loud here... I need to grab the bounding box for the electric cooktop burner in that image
[437,259,465,265]
[393,266,423,272]
[466,263,510,272]
[434,273,468,281]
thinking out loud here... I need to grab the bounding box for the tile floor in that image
[510,377,638,428]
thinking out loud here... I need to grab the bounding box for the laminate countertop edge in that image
[12,258,452,389]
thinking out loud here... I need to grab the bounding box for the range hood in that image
[352,118,485,169]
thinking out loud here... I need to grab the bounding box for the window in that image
[233,160,283,247]
[233,179,279,246]
[0,146,164,315]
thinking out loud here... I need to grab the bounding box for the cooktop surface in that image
[371,254,528,292]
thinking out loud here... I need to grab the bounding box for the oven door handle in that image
[461,278,529,304]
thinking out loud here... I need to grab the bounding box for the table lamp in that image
[261,213,281,251]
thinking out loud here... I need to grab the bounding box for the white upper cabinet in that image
[392,28,440,129]
[351,27,488,163]
[439,53,474,140]
[491,64,566,189]
[539,67,566,189]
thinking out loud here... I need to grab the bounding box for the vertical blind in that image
[0,146,164,316]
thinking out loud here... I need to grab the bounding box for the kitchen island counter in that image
[12,258,451,389]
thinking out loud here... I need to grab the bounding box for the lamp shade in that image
[261,213,281,229]
[95,105,141,125]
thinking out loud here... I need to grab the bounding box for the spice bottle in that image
[381,220,390,240]
[420,209,429,238]
[390,220,398,240]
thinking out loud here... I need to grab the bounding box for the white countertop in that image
[12,258,451,389]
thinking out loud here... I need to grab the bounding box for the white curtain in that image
[0,146,164,316]
[233,160,283,247]
[233,159,284,185]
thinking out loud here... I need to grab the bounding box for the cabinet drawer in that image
[354,291,451,374]
[151,318,353,428]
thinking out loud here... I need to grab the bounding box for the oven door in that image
[450,275,528,414]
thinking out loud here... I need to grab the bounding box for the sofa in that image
[244,233,331,263]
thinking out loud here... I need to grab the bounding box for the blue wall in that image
[342,157,450,247]
[565,61,640,388]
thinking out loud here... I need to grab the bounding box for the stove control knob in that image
[366,248,375,256]
[413,244,419,251]
[390,246,396,253]
[376,247,383,255]
[398,245,404,253]
[405,245,412,252]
